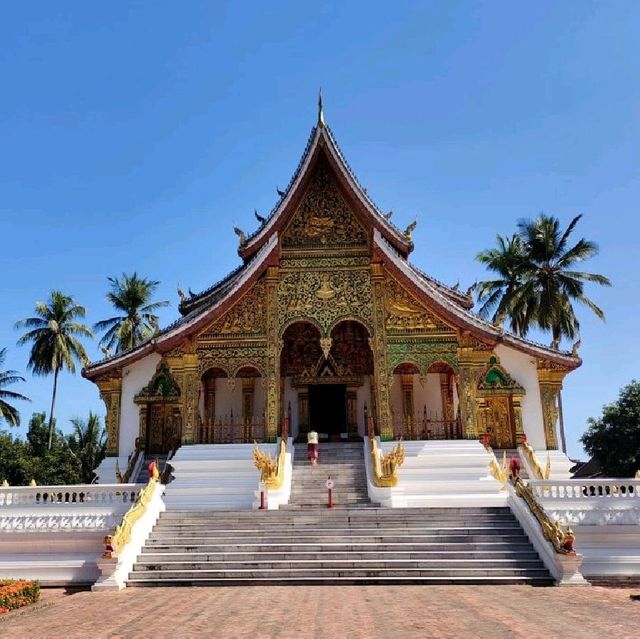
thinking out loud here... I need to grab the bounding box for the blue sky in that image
[1,1,638,458]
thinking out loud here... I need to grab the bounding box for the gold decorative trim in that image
[370,438,405,487]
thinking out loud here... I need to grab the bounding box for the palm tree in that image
[67,413,106,483]
[94,273,169,354]
[476,234,527,333]
[514,214,611,345]
[476,214,611,345]
[15,291,93,449]
[0,348,30,427]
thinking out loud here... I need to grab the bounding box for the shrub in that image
[0,579,40,613]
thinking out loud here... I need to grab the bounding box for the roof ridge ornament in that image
[318,88,325,127]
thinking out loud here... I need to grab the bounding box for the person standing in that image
[307,429,319,465]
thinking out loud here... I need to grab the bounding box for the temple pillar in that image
[456,334,490,438]
[265,266,280,441]
[370,263,393,439]
[180,353,200,444]
[96,376,122,456]
[537,361,568,450]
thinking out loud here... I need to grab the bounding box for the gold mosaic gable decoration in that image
[199,280,267,339]
[384,275,454,333]
[282,157,367,249]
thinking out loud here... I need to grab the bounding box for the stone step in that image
[129,567,552,579]
[127,575,554,586]
[133,559,546,571]
[139,549,540,561]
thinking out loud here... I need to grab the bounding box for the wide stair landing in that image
[127,506,553,586]
[284,442,370,509]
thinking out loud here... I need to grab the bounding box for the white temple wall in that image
[390,373,442,422]
[119,352,161,457]
[213,378,241,419]
[494,344,546,448]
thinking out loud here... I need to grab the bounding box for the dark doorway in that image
[309,384,347,440]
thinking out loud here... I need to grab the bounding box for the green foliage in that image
[67,412,107,483]
[15,291,93,449]
[0,412,107,486]
[581,381,640,477]
[0,348,30,427]
[94,272,169,354]
[476,214,611,346]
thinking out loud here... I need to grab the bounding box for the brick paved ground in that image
[0,585,639,639]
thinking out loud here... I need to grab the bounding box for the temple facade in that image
[83,105,580,468]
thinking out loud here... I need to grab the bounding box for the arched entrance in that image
[390,360,461,440]
[199,365,265,443]
[280,320,373,441]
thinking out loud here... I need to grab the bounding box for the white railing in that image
[530,479,640,501]
[0,484,142,507]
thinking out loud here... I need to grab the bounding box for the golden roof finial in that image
[318,88,325,127]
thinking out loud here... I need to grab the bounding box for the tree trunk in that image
[557,388,568,455]
[48,366,59,450]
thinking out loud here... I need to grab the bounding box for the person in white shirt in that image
[307,429,319,465]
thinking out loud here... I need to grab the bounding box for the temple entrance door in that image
[309,385,347,441]
[146,403,181,454]
[485,396,516,449]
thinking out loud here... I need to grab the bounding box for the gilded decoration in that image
[384,276,453,333]
[537,359,568,450]
[387,339,459,375]
[96,374,122,456]
[199,280,266,339]
[198,345,267,378]
[477,356,525,393]
[277,269,373,335]
[280,255,370,270]
[281,157,367,249]
[134,362,181,404]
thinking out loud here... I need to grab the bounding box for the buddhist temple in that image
[83,97,580,473]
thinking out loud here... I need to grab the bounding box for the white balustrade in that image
[530,479,640,501]
[0,484,142,508]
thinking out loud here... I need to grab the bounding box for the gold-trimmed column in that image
[181,353,199,444]
[537,361,568,450]
[370,263,393,439]
[456,333,489,438]
[265,266,280,441]
[96,375,122,456]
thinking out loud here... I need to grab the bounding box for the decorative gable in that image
[281,155,367,250]
[134,361,181,404]
[477,356,525,393]
[384,275,454,333]
[199,280,267,339]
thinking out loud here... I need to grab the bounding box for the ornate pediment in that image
[134,362,181,404]
[199,280,266,339]
[477,356,525,394]
[384,276,453,333]
[282,156,367,250]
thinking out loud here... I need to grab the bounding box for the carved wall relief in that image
[277,268,373,335]
[199,280,267,339]
[384,276,454,334]
[281,156,367,249]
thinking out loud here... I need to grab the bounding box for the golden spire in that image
[318,88,325,127]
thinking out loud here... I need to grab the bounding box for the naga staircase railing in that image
[369,438,405,488]
[252,439,287,490]
[103,462,160,559]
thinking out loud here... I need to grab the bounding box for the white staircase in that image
[370,439,506,508]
